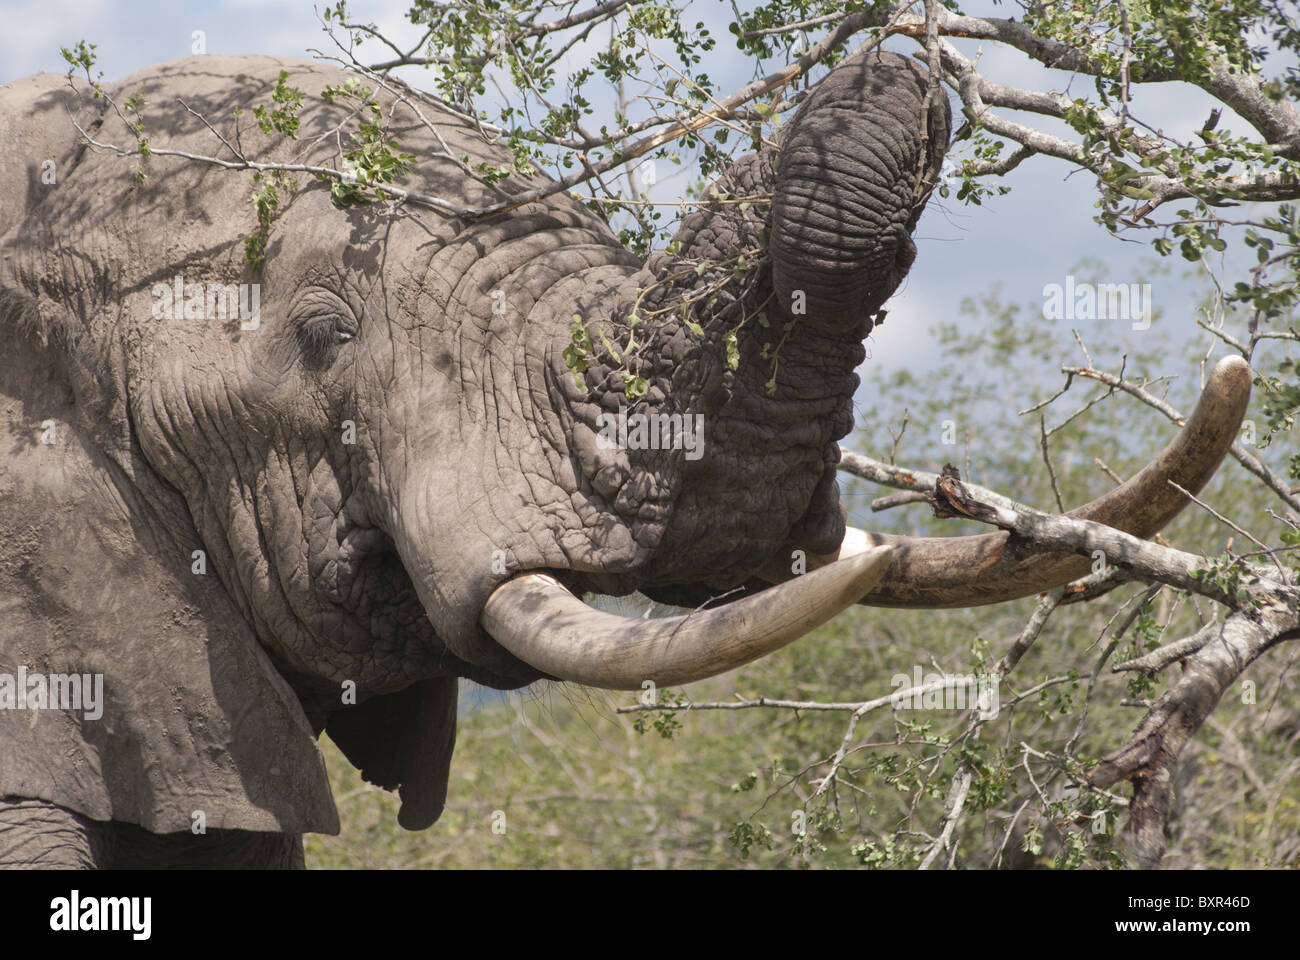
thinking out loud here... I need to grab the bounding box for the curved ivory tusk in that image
[804,355,1252,606]
[481,546,895,689]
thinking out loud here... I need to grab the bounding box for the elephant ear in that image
[0,296,340,837]
[325,677,459,830]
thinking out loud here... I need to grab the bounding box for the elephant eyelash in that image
[296,313,357,364]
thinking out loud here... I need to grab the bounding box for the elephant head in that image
[0,49,1247,849]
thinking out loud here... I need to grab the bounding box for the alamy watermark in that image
[0,667,103,721]
[151,274,261,330]
[50,891,150,940]
[1042,276,1152,330]
[890,666,1000,720]
[596,406,705,461]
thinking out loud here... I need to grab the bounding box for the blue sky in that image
[0,1,1252,385]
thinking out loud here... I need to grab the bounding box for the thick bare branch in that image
[1090,610,1299,866]
[929,470,1258,605]
[904,11,1300,144]
[838,447,1036,515]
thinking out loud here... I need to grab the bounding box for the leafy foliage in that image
[254,70,306,139]
[244,170,298,270]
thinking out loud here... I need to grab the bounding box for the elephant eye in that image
[298,313,355,360]
[292,288,360,367]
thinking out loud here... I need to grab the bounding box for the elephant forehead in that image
[415,216,634,310]
[20,56,599,287]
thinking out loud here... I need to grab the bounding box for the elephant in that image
[0,50,1248,868]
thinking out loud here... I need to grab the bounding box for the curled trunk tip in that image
[769,50,950,334]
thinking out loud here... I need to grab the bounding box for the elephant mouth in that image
[477,357,1251,690]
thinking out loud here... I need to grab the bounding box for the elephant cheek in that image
[787,464,848,556]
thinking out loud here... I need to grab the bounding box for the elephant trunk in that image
[768,50,949,335]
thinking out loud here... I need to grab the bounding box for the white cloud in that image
[0,0,115,79]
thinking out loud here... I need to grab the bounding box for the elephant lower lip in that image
[453,656,548,691]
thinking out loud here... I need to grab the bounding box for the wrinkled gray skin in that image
[0,51,948,866]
